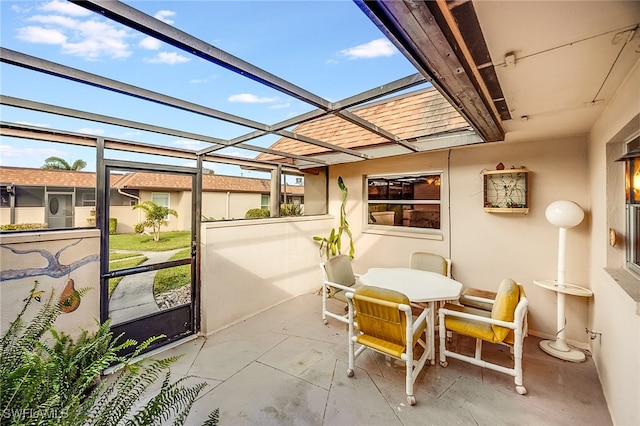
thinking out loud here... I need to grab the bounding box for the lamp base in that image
[539,339,586,363]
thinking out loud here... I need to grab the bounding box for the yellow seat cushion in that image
[490,279,520,341]
[443,303,503,343]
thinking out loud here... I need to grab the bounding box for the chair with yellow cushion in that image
[438,278,528,395]
[346,286,431,405]
[320,254,361,325]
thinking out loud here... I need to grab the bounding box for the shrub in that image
[109,218,117,235]
[281,203,303,216]
[245,208,270,219]
[0,223,48,231]
[0,281,219,425]
[134,222,145,234]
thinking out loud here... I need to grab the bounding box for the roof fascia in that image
[355,0,505,142]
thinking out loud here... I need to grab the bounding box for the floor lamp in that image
[536,200,591,362]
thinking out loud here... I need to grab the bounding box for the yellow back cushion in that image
[354,286,410,347]
[490,278,520,341]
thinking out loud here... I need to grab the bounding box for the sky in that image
[0,0,422,177]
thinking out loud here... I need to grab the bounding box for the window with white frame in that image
[366,172,442,230]
[152,192,171,220]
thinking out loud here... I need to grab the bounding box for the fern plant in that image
[0,281,219,426]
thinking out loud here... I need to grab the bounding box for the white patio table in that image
[358,267,463,364]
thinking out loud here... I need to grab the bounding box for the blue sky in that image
[0,0,420,176]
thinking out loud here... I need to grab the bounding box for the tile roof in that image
[257,87,469,162]
[0,167,303,195]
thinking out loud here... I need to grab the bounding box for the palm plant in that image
[133,201,178,242]
[0,281,219,425]
[41,157,87,171]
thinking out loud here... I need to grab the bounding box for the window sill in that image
[604,267,640,315]
[362,227,444,240]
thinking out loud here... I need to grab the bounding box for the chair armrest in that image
[411,305,430,329]
[323,280,357,293]
[462,295,495,305]
[439,306,519,330]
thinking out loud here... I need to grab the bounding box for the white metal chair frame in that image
[319,258,361,325]
[438,292,529,395]
[346,291,431,406]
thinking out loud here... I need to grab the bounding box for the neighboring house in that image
[0,166,303,233]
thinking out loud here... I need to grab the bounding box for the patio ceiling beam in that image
[0,48,269,133]
[0,121,304,172]
[355,0,505,142]
[0,96,325,167]
[217,72,428,156]
[70,0,333,112]
[1,47,359,164]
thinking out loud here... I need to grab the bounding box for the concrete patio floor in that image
[149,293,612,425]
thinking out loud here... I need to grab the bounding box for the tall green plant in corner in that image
[313,176,355,260]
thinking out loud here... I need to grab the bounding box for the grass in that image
[154,249,191,294]
[109,230,190,251]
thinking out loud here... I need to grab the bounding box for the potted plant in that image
[313,176,355,260]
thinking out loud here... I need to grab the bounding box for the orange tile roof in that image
[257,87,469,161]
[0,167,303,195]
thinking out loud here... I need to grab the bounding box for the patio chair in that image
[409,251,451,277]
[320,254,361,325]
[346,286,431,406]
[409,252,454,317]
[438,278,528,395]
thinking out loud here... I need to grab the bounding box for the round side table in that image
[533,279,593,362]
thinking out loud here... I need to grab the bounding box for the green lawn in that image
[109,231,190,251]
[154,248,191,294]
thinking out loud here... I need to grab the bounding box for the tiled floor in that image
[150,293,612,425]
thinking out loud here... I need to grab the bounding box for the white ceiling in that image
[473,1,640,143]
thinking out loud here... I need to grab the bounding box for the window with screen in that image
[366,173,442,231]
[623,135,640,275]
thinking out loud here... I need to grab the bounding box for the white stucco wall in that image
[588,58,640,426]
[199,215,333,334]
[0,229,101,338]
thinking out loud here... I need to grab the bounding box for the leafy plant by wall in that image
[0,282,219,425]
[313,176,354,260]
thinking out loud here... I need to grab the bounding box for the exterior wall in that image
[15,207,44,225]
[199,215,333,334]
[331,135,591,345]
[588,59,640,426]
[0,229,101,338]
[201,191,264,221]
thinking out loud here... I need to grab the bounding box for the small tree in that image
[41,156,87,171]
[133,201,177,242]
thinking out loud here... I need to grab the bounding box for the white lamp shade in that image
[545,200,584,228]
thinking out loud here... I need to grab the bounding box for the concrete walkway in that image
[109,249,183,325]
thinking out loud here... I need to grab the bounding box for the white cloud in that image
[18,12,132,60]
[174,139,204,149]
[139,36,162,50]
[146,51,191,64]
[76,127,105,135]
[269,102,291,109]
[40,0,91,17]
[17,26,66,44]
[339,38,396,59]
[228,93,279,103]
[154,10,176,24]
[0,144,62,161]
